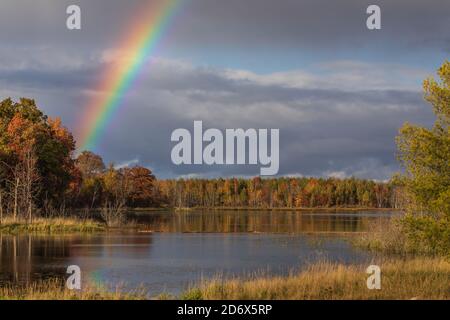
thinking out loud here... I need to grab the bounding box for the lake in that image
[0,210,394,296]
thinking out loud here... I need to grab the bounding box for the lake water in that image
[0,210,394,296]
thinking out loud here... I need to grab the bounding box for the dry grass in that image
[0,217,105,234]
[355,214,450,256]
[183,258,450,300]
[354,217,409,254]
[0,279,147,300]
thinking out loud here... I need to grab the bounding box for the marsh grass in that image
[354,217,409,254]
[0,279,147,300]
[354,214,450,256]
[0,217,105,234]
[183,258,450,300]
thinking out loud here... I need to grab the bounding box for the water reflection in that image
[130,210,393,233]
[0,234,67,285]
[0,211,392,294]
[0,234,153,286]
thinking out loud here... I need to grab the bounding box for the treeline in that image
[156,177,405,209]
[73,151,404,211]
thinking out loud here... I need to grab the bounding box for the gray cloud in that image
[2,55,434,179]
[0,0,444,179]
[0,0,448,53]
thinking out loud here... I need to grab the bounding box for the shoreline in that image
[137,206,402,213]
[0,208,401,235]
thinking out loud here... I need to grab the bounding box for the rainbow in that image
[78,0,182,151]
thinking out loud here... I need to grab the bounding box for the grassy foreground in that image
[0,218,105,234]
[0,280,147,300]
[181,258,450,300]
[2,258,448,300]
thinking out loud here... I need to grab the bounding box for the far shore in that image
[68,206,402,214]
[0,207,401,235]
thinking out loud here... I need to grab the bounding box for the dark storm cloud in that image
[0,0,448,52]
[0,67,94,90]
[173,0,450,52]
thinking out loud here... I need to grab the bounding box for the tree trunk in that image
[13,177,19,222]
[0,191,3,225]
[28,200,32,223]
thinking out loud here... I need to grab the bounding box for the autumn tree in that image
[4,113,40,221]
[125,166,156,207]
[76,151,105,178]
[0,98,76,217]
[73,151,105,211]
[101,165,133,226]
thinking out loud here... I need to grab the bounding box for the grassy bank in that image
[0,218,106,234]
[181,258,450,300]
[0,280,146,300]
[1,258,448,300]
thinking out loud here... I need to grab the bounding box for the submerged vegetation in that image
[181,258,450,300]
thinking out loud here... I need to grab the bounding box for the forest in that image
[157,177,402,209]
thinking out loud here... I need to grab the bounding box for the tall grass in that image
[0,217,105,234]
[0,279,147,300]
[354,217,409,254]
[355,214,450,256]
[182,258,450,300]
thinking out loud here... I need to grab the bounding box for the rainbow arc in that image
[79,0,181,151]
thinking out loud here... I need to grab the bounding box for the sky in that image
[0,0,449,179]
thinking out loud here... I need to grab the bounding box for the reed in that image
[0,217,105,234]
[355,215,450,256]
[0,279,147,300]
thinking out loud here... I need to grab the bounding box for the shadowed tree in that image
[125,166,156,207]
